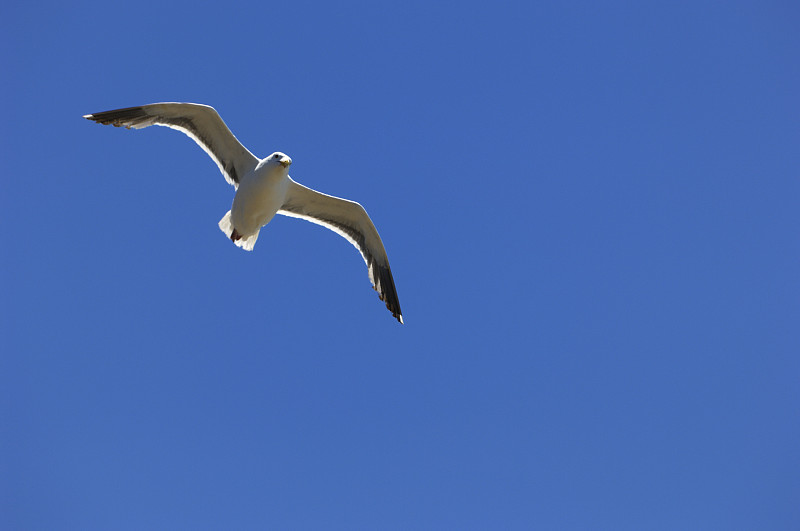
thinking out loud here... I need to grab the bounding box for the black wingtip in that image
[374,262,403,324]
[82,106,148,127]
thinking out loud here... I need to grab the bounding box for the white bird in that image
[84,103,403,323]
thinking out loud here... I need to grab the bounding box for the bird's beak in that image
[280,158,292,168]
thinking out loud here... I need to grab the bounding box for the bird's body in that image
[84,102,403,323]
[221,153,293,250]
[233,158,290,234]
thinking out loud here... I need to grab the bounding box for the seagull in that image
[84,102,403,323]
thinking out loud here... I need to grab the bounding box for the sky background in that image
[2,1,799,529]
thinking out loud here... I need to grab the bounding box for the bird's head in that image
[270,152,292,169]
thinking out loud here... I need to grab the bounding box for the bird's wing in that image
[83,103,258,188]
[278,177,403,323]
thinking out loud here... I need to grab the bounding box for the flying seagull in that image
[84,102,403,323]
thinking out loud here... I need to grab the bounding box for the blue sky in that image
[2,1,799,529]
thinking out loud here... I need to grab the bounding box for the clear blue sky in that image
[2,1,798,529]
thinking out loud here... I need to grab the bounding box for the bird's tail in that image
[218,210,259,251]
